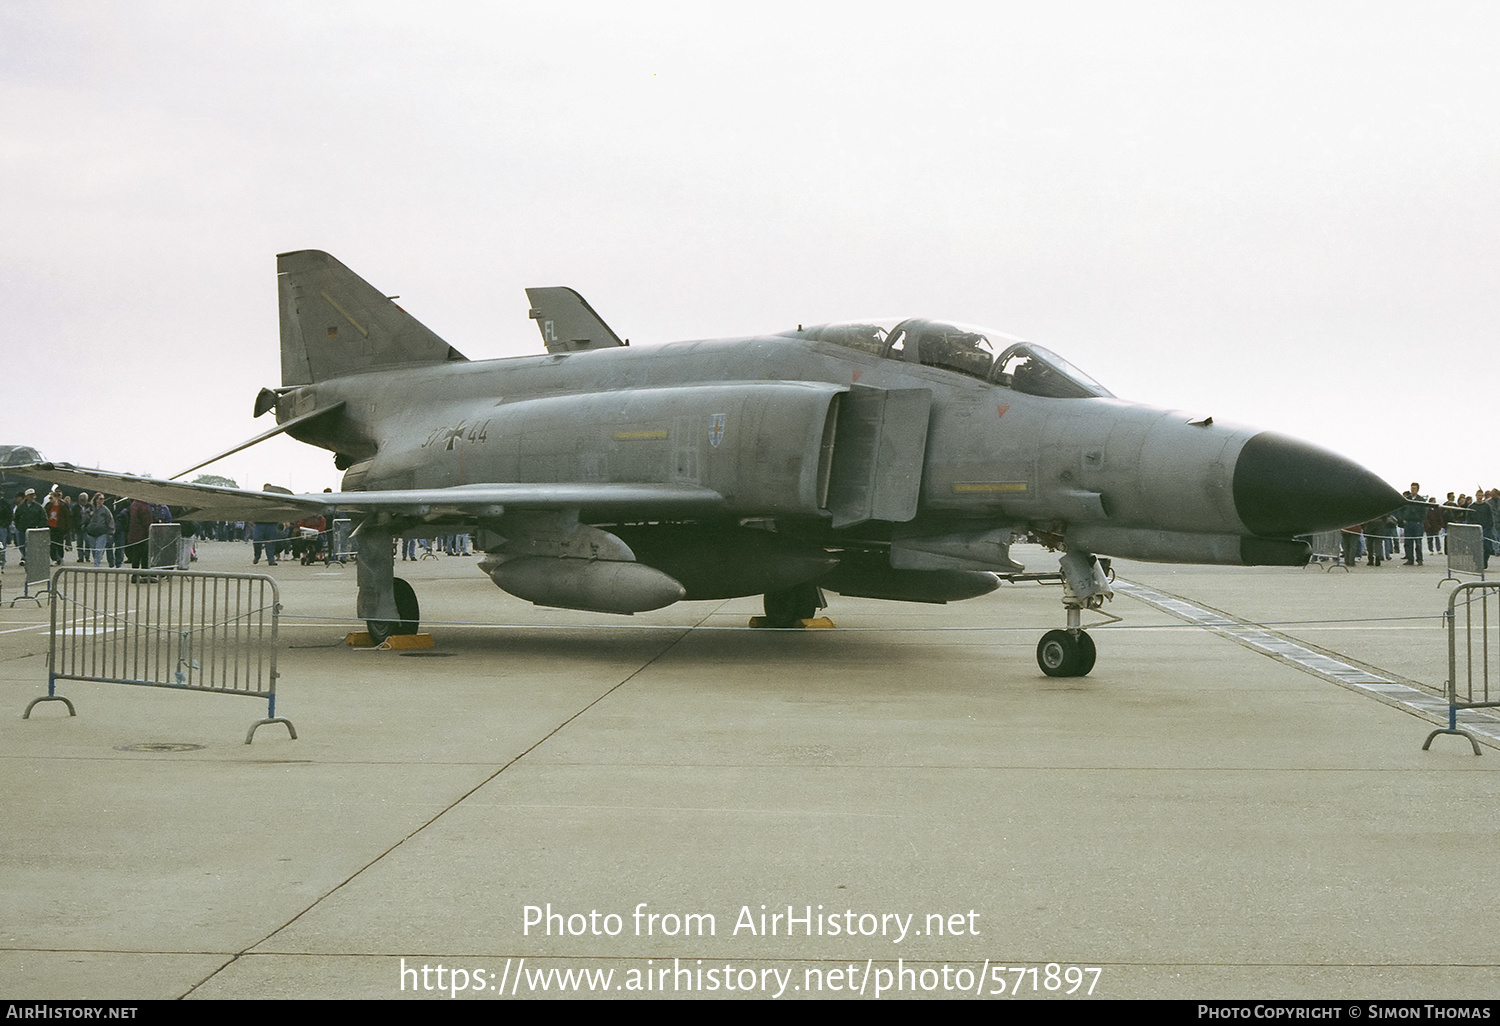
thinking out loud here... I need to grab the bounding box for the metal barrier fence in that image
[25,567,296,743]
[1425,580,1500,755]
[1441,522,1487,586]
[1303,530,1347,571]
[289,524,348,565]
[148,522,189,570]
[8,527,53,606]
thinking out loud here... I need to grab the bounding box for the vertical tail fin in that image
[277,250,467,385]
[525,286,628,353]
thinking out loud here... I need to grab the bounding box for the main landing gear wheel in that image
[763,582,821,628]
[1036,629,1096,677]
[367,577,420,645]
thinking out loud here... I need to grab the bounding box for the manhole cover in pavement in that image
[115,742,207,753]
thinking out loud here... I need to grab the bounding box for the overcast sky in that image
[4,2,1496,499]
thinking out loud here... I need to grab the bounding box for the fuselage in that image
[278,329,1397,566]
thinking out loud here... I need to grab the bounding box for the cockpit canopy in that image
[0,446,43,467]
[787,319,1113,399]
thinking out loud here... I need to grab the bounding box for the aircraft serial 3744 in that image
[32,250,1401,676]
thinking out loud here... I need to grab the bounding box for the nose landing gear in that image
[1035,550,1111,677]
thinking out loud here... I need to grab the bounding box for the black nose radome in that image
[1233,432,1403,538]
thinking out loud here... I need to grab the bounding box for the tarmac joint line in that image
[1113,578,1500,751]
[178,601,727,999]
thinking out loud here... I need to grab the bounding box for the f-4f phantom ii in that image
[31,251,1401,676]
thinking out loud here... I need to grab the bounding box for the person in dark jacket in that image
[1340,523,1363,568]
[1363,514,1396,566]
[1424,501,1446,556]
[1472,492,1497,558]
[83,494,115,567]
[14,488,46,565]
[0,493,10,569]
[109,497,131,568]
[46,486,71,564]
[127,498,154,574]
[1485,489,1500,557]
[1401,483,1428,565]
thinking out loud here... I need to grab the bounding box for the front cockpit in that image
[786,319,1113,398]
[0,446,44,467]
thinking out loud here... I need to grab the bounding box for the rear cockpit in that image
[0,446,44,467]
[785,319,1113,398]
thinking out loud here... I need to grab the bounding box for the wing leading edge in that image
[20,464,725,522]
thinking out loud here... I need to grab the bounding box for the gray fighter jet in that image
[1,445,54,506]
[29,251,1401,676]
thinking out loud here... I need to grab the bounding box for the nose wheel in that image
[1037,549,1110,677]
[1036,629,1096,677]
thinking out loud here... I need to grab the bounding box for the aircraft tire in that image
[764,583,819,628]
[1074,631,1097,676]
[366,579,420,646]
[1037,629,1081,677]
[392,577,420,636]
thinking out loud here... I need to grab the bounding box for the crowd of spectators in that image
[0,485,364,573]
[7,479,1495,577]
[0,485,176,575]
[1337,482,1500,568]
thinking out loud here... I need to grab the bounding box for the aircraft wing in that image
[20,464,726,522]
